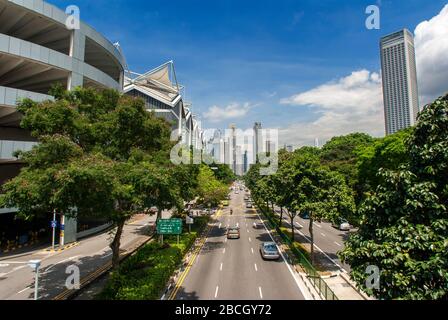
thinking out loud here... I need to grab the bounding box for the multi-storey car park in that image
[0,0,127,247]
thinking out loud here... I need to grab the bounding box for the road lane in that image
[175,189,305,300]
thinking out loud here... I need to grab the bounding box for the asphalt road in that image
[0,213,165,300]
[174,190,306,300]
[273,206,351,272]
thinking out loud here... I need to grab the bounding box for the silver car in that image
[260,242,280,260]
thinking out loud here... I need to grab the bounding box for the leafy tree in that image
[282,148,355,261]
[1,87,187,269]
[357,128,412,197]
[340,95,448,300]
[196,165,228,207]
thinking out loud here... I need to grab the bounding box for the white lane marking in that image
[334,241,342,247]
[17,287,30,294]
[248,237,252,242]
[214,286,219,299]
[295,222,303,228]
[251,248,254,254]
[247,229,250,233]
[219,223,222,229]
[13,266,26,272]
[225,238,228,243]
[102,252,112,259]
[254,264,258,272]
[259,287,263,299]
[223,248,226,254]
[314,222,322,229]
[255,212,311,300]
[321,233,326,237]
[44,256,80,273]
[220,263,223,271]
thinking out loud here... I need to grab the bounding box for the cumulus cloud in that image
[279,5,448,147]
[280,70,384,146]
[415,4,448,105]
[203,102,253,123]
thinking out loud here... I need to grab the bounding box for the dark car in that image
[299,212,310,219]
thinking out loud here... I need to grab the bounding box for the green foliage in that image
[196,165,229,206]
[99,216,209,300]
[1,87,194,268]
[340,95,448,300]
[357,128,412,197]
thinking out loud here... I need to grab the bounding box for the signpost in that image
[157,219,183,244]
[186,216,194,233]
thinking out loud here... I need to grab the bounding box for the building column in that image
[68,30,85,90]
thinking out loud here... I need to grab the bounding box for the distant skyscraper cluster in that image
[205,122,279,176]
[380,29,420,135]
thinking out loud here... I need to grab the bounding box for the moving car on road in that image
[227,226,240,239]
[260,242,280,260]
[246,202,253,208]
[332,219,351,231]
[253,222,264,229]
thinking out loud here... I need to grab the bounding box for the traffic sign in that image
[157,219,183,235]
[50,220,57,228]
[186,216,194,225]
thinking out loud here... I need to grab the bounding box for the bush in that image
[99,216,209,300]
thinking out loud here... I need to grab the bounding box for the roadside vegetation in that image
[99,216,210,300]
[246,94,448,300]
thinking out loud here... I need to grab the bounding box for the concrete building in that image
[0,0,126,244]
[380,29,419,135]
[124,61,202,149]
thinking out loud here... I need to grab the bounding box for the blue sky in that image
[49,0,448,146]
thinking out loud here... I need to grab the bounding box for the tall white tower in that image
[380,29,419,135]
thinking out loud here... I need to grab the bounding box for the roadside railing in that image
[257,202,338,301]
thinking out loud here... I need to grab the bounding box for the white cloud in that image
[203,102,252,123]
[280,70,384,146]
[415,4,448,105]
[279,5,448,147]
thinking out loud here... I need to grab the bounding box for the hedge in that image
[98,216,209,300]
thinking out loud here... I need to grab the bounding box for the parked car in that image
[260,242,280,260]
[299,212,310,220]
[227,227,240,239]
[246,202,253,209]
[332,219,351,231]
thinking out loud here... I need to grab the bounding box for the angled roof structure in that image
[124,61,184,107]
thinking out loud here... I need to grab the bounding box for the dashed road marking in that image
[251,248,254,254]
[215,286,219,299]
[259,287,263,299]
[17,287,30,294]
[314,222,322,229]
[220,263,223,271]
[321,233,326,237]
[223,248,226,254]
[254,264,258,272]
[334,241,342,247]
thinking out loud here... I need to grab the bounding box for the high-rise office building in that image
[380,29,419,135]
[253,122,262,162]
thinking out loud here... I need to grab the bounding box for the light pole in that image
[28,260,41,300]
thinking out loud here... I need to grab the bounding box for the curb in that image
[339,271,372,300]
[53,234,155,300]
[45,242,80,253]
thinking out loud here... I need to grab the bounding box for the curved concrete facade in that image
[0,0,125,111]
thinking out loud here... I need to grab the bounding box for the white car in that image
[332,219,351,231]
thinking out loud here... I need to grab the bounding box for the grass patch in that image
[98,216,209,300]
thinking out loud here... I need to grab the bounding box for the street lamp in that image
[28,260,41,300]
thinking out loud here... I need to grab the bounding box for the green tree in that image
[1,88,187,269]
[282,148,355,261]
[340,95,448,300]
[196,165,228,207]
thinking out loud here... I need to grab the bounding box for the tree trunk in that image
[291,215,295,243]
[309,216,314,264]
[157,209,162,220]
[280,207,283,225]
[110,220,125,270]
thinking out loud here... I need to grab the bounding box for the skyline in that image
[47,0,448,147]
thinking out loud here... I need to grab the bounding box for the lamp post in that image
[28,260,41,300]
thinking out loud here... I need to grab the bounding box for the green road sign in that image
[157,219,183,235]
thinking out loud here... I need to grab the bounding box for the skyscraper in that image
[253,122,262,162]
[380,29,419,135]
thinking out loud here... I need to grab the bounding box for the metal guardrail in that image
[258,203,338,300]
